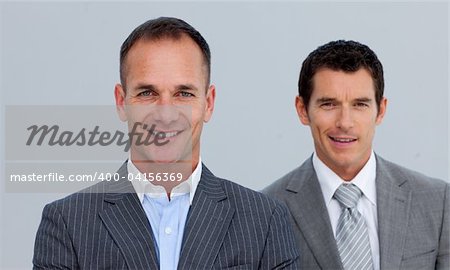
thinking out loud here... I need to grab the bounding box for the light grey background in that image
[1,1,449,269]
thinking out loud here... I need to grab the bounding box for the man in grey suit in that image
[263,40,449,270]
[33,17,299,269]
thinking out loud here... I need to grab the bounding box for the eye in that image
[137,90,154,97]
[320,102,336,109]
[176,91,195,98]
[354,102,369,108]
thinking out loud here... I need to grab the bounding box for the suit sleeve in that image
[33,203,78,269]
[436,183,450,270]
[260,203,300,269]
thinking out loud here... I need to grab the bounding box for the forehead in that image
[311,68,376,98]
[126,35,203,66]
[122,35,207,83]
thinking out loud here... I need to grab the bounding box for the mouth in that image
[328,136,357,144]
[150,129,183,139]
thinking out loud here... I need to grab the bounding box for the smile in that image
[150,129,183,138]
[329,136,357,143]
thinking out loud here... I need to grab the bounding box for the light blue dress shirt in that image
[143,193,190,270]
[128,158,202,270]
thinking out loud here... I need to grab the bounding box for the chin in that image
[150,159,178,164]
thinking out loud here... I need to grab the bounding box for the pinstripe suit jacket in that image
[33,163,299,269]
[263,155,450,270]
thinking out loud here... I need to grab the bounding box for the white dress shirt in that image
[313,152,380,270]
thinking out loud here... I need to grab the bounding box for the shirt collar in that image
[313,151,377,206]
[128,157,202,205]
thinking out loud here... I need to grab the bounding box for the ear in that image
[295,96,310,125]
[203,84,216,123]
[375,97,387,125]
[114,83,128,122]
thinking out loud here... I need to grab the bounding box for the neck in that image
[131,158,198,193]
[334,167,362,181]
[315,152,372,182]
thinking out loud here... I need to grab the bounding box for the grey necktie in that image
[334,183,373,270]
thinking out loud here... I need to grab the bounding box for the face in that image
[296,68,387,180]
[114,36,215,171]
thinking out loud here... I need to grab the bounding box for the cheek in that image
[365,125,377,138]
[310,114,333,134]
[187,108,205,127]
[309,124,326,145]
[193,100,209,121]
[362,114,379,131]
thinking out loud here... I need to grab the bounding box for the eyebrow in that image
[133,84,156,91]
[315,97,373,103]
[316,97,337,103]
[176,84,199,91]
[132,83,199,92]
[354,97,372,103]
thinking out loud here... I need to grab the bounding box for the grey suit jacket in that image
[33,163,299,269]
[263,155,449,270]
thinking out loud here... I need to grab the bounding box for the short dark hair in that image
[120,17,211,87]
[298,40,384,111]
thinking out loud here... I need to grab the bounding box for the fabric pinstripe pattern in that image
[334,184,373,270]
[33,162,300,269]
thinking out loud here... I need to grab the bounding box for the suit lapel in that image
[98,162,159,270]
[376,156,411,270]
[178,164,235,269]
[285,159,343,270]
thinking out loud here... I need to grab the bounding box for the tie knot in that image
[334,184,362,209]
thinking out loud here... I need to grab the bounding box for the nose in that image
[336,106,354,131]
[152,95,180,125]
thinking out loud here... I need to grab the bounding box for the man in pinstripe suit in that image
[33,17,299,269]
